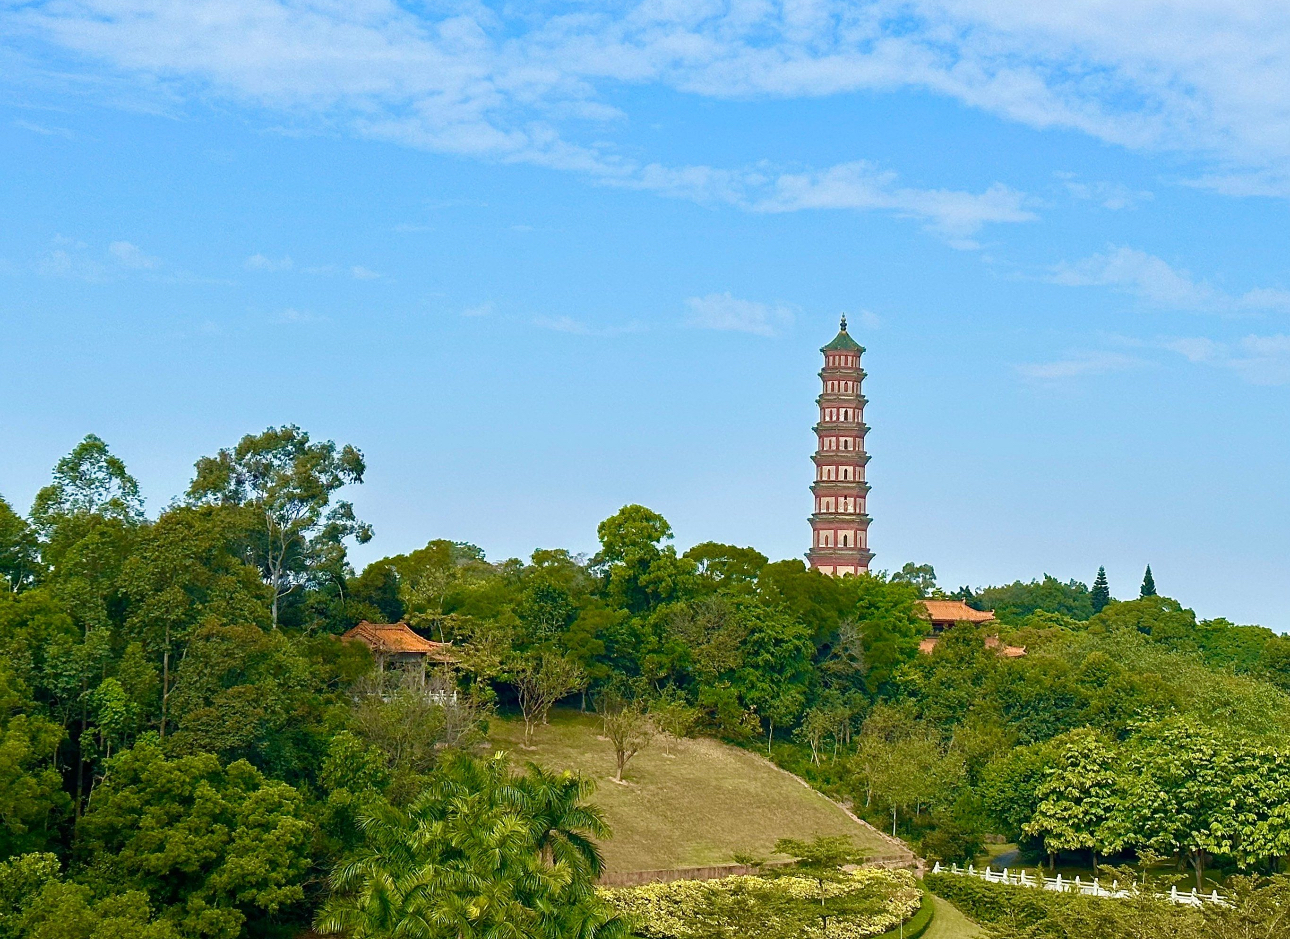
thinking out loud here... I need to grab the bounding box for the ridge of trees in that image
[1,431,1289,936]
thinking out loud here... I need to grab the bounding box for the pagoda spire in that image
[806,320,872,577]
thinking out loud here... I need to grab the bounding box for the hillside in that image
[488,709,900,873]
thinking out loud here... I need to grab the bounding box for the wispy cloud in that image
[274,307,326,325]
[13,118,74,139]
[350,265,380,280]
[531,315,643,336]
[108,240,159,270]
[1051,247,1290,313]
[1164,335,1290,385]
[1017,351,1146,381]
[462,302,493,318]
[686,293,795,338]
[12,1,1290,201]
[1056,174,1152,210]
[246,253,293,272]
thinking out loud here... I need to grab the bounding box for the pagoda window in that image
[841,533,848,547]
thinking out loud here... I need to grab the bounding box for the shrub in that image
[603,868,920,939]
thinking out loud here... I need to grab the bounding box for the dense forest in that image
[1,426,1289,937]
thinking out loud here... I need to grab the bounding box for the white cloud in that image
[531,315,643,336]
[13,118,74,139]
[1057,174,1152,210]
[350,265,380,280]
[275,307,325,324]
[462,302,493,318]
[108,240,160,270]
[1017,351,1145,381]
[12,1,1290,195]
[1163,334,1290,385]
[686,292,795,337]
[750,163,1035,239]
[246,253,293,271]
[852,309,882,330]
[1051,247,1290,313]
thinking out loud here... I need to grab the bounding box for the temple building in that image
[807,316,873,576]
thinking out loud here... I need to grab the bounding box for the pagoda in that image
[807,316,873,576]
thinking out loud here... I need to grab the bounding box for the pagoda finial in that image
[840,313,848,332]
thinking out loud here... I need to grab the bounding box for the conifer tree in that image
[1139,565,1157,598]
[1091,566,1110,613]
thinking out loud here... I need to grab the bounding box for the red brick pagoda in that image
[807,316,873,576]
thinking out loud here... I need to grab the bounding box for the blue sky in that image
[3,2,1289,628]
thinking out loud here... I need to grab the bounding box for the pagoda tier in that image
[806,316,873,576]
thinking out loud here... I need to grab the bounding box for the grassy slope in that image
[924,895,984,939]
[489,709,892,873]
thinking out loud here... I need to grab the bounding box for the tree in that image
[1090,566,1111,614]
[1105,722,1238,890]
[593,505,695,613]
[1140,565,1157,598]
[315,753,626,939]
[0,663,69,857]
[187,425,371,627]
[891,562,937,597]
[650,692,697,756]
[118,506,268,738]
[1022,728,1118,870]
[599,696,652,782]
[0,496,40,593]
[773,836,865,906]
[510,653,585,747]
[30,435,144,538]
[77,738,314,939]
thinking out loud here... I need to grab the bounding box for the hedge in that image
[922,872,1051,927]
[868,890,934,939]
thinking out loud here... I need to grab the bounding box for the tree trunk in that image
[767,718,774,757]
[892,805,897,837]
[160,642,170,740]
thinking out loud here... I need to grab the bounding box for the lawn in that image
[923,894,984,939]
[488,709,896,873]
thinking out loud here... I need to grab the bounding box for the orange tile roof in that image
[919,600,996,624]
[984,634,1027,657]
[341,621,456,661]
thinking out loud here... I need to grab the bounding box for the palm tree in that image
[315,753,627,939]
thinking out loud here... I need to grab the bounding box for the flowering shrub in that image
[602,867,921,939]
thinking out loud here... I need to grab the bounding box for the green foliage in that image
[316,753,625,939]
[890,563,936,598]
[77,738,313,939]
[1089,567,1110,614]
[603,868,920,939]
[1140,565,1157,598]
[0,498,40,594]
[0,666,68,857]
[975,576,1094,624]
[186,424,371,627]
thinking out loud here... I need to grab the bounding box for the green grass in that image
[488,709,895,873]
[923,894,984,939]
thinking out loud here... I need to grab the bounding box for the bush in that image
[603,868,921,939]
[923,873,1050,927]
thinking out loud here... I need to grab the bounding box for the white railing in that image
[930,862,1226,907]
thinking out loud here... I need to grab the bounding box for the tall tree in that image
[1140,565,1157,598]
[891,562,937,598]
[186,425,371,627]
[0,495,40,592]
[1090,566,1111,613]
[30,434,144,539]
[1022,728,1118,870]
